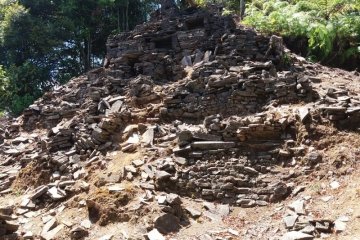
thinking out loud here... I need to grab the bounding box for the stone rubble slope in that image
[0,3,359,240]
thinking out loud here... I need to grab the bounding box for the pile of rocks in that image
[162,52,314,121]
[317,86,360,129]
[0,2,358,239]
[0,166,18,195]
[22,76,88,131]
[146,191,231,240]
[0,0,349,208]
[281,198,348,240]
[114,112,297,207]
[0,0,356,203]
[153,113,295,206]
[0,206,19,238]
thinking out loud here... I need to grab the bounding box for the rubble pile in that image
[316,87,360,129]
[0,206,18,237]
[0,2,359,239]
[281,198,349,239]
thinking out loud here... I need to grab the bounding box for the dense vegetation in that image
[0,0,359,115]
[0,0,156,115]
[244,0,360,68]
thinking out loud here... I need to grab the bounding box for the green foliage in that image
[0,62,45,114]
[0,65,10,105]
[9,94,36,115]
[244,0,360,63]
[0,0,156,115]
[180,0,241,14]
[0,0,27,44]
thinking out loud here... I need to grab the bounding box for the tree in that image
[240,0,245,19]
[0,0,55,114]
[0,0,158,115]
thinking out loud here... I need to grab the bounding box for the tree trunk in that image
[240,0,245,20]
[80,42,85,72]
[83,33,91,71]
[117,7,120,32]
[125,0,129,31]
[122,7,125,32]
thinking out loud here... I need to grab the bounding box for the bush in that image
[243,0,360,65]
[0,63,44,116]
[9,94,36,116]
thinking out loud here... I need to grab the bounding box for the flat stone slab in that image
[185,207,202,218]
[281,231,314,240]
[3,220,19,233]
[147,229,165,240]
[124,165,137,174]
[166,193,181,205]
[174,157,187,165]
[192,132,222,141]
[203,202,230,220]
[4,148,22,156]
[42,217,57,235]
[288,200,306,215]
[330,181,340,189]
[0,173,8,180]
[41,224,64,240]
[12,136,29,144]
[297,107,310,123]
[0,213,14,221]
[80,219,92,229]
[141,128,154,146]
[30,185,48,200]
[109,100,123,113]
[284,215,298,229]
[47,187,66,200]
[181,55,192,66]
[132,159,144,167]
[155,171,171,180]
[191,141,235,150]
[99,235,114,240]
[346,107,360,113]
[334,219,347,232]
[320,106,347,113]
[108,184,125,193]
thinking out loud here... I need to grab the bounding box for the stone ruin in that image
[0,3,360,239]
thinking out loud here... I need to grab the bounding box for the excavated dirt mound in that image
[85,189,131,226]
[12,161,51,191]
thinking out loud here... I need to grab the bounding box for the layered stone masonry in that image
[149,113,296,207]
[161,62,313,121]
